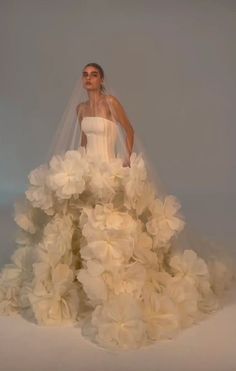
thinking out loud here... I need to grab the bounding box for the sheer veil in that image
[45,66,235,292]
[46,69,167,196]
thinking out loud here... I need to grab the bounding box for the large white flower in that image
[26,164,54,215]
[0,246,34,315]
[77,260,108,305]
[88,159,124,202]
[146,195,185,246]
[167,251,221,322]
[169,249,210,285]
[38,214,74,267]
[83,204,136,232]
[80,204,138,245]
[133,231,159,267]
[0,245,34,291]
[14,199,38,234]
[105,263,146,298]
[51,263,74,296]
[142,270,172,295]
[47,150,89,199]
[142,291,180,340]
[0,283,19,315]
[164,276,200,327]
[28,263,79,326]
[89,293,146,349]
[32,261,52,293]
[123,153,147,207]
[80,236,134,269]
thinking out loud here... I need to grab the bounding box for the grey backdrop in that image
[0,0,235,242]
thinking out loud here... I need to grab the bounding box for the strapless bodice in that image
[81,116,118,162]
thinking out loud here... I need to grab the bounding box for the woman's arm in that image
[107,95,134,164]
[76,103,87,147]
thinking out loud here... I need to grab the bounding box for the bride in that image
[0,62,234,350]
[77,63,134,167]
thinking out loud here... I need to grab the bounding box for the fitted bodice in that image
[81,116,118,162]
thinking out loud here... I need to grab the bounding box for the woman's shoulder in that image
[105,94,120,104]
[105,95,123,111]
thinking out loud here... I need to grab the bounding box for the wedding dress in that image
[0,115,234,350]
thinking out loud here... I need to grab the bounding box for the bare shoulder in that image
[106,94,121,105]
[106,95,124,113]
[106,95,132,132]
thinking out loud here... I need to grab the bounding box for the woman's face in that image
[82,66,103,92]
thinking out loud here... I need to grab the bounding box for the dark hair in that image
[83,62,105,93]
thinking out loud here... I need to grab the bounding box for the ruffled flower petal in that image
[77,260,108,305]
[26,164,54,215]
[88,293,146,349]
[47,150,89,199]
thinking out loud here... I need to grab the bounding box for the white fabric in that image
[81,117,118,162]
[0,117,235,351]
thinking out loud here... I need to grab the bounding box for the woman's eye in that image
[82,72,98,78]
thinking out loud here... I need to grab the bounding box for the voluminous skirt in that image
[0,148,235,350]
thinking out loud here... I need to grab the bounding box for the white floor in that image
[0,194,236,371]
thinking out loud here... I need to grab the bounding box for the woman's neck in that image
[87,90,103,106]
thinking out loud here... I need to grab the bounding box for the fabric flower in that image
[164,276,200,327]
[80,237,134,269]
[123,153,147,208]
[143,292,180,340]
[143,270,172,295]
[82,204,136,232]
[0,246,34,315]
[77,260,108,305]
[14,199,38,234]
[104,263,146,298]
[169,249,209,285]
[80,204,138,247]
[26,164,54,215]
[38,214,74,267]
[133,231,159,267]
[32,261,52,293]
[146,195,185,246]
[167,249,221,323]
[28,263,79,326]
[88,293,146,349]
[47,150,89,199]
[88,159,124,202]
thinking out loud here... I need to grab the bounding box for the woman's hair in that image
[83,62,106,93]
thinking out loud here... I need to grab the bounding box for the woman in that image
[0,62,234,350]
[77,63,134,167]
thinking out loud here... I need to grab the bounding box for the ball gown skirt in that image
[0,117,234,350]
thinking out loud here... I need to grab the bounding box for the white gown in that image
[0,116,234,350]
